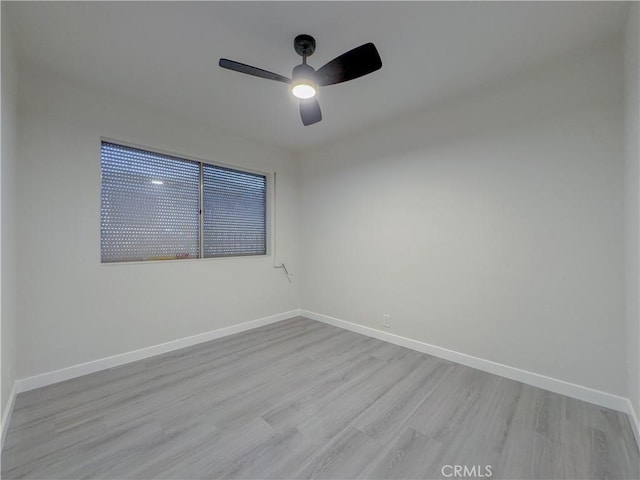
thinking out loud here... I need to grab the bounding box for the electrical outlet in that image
[382,314,391,328]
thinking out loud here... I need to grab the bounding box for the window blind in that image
[202,164,266,257]
[101,142,200,262]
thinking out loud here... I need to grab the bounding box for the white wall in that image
[625,2,640,422]
[1,7,19,419]
[300,39,627,396]
[15,70,299,379]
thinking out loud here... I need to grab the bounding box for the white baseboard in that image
[15,309,301,394]
[626,399,640,451]
[301,310,631,415]
[1,383,17,450]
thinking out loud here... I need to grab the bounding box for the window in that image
[101,141,266,263]
[202,164,267,257]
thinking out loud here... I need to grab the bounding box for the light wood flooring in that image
[2,317,638,479]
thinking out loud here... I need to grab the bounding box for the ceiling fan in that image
[219,35,382,126]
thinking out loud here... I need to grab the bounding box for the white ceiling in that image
[5,1,628,152]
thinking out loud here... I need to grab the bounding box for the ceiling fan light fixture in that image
[291,82,317,99]
[291,62,318,99]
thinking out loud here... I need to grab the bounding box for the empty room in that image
[1,1,639,478]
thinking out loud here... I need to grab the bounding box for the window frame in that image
[100,137,272,264]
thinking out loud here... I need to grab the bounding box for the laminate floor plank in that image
[358,427,444,479]
[497,386,569,478]
[209,427,319,480]
[2,317,638,479]
[295,426,383,479]
[351,359,454,444]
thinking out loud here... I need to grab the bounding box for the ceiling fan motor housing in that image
[291,63,318,100]
[292,63,316,82]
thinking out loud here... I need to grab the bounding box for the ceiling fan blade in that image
[219,59,291,84]
[300,98,322,126]
[315,43,382,87]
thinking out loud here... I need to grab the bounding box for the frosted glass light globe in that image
[292,83,317,99]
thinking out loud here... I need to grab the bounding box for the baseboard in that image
[301,309,631,414]
[1,383,17,450]
[626,398,640,451]
[14,309,301,394]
